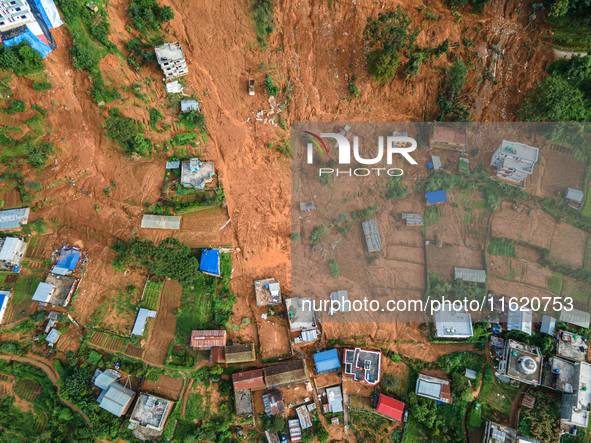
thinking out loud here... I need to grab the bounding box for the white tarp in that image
[39,0,63,28]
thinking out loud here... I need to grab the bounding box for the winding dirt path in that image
[0,354,90,422]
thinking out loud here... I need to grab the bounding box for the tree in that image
[317,426,329,443]
[386,175,409,199]
[518,75,589,121]
[262,415,285,433]
[367,49,401,82]
[25,141,55,168]
[209,364,223,377]
[380,373,399,393]
[329,258,340,278]
[160,5,175,21]
[364,6,418,54]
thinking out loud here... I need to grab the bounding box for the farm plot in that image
[14,379,42,403]
[0,179,22,209]
[34,413,48,433]
[141,280,163,311]
[528,150,587,199]
[0,383,12,396]
[561,277,591,312]
[548,223,587,269]
[490,202,556,249]
[461,209,490,248]
[103,335,127,352]
[24,236,53,261]
[5,275,42,324]
[427,244,484,281]
[488,278,563,314]
[488,256,560,293]
[89,332,108,347]
[125,343,144,359]
[141,374,183,400]
[0,273,17,291]
[174,284,214,343]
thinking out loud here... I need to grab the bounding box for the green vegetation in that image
[251,0,274,48]
[310,224,330,245]
[173,132,199,147]
[179,109,206,130]
[112,237,200,287]
[386,175,409,199]
[142,280,163,310]
[104,110,153,155]
[3,100,26,115]
[329,258,340,277]
[128,0,174,32]
[437,59,471,121]
[487,238,517,257]
[363,6,419,82]
[33,80,53,91]
[352,202,379,222]
[290,233,301,241]
[348,75,360,98]
[264,74,280,96]
[518,390,561,443]
[0,41,44,76]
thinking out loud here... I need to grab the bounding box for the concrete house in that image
[263,391,285,415]
[491,140,539,185]
[0,237,27,271]
[561,361,591,428]
[154,41,188,79]
[344,348,381,385]
[0,0,35,32]
[285,297,316,332]
[497,339,543,386]
[129,394,173,440]
[180,159,215,189]
[433,304,474,339]
[416,373,452,404]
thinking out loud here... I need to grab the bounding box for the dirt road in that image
[554,49,588,59]
[0,354,90,422]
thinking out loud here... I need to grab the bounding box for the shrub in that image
[179,110,206,130]
[129,0,175,32]
[173,132,198,147]
[0,41,44,75]
[329,258,340,278]
[264,74,280,96]
[25,140,55,168]
[290,233,301,241]
[251,0,274,47]
[33,80,52,91]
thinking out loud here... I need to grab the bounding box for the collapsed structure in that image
[129,393,173,440]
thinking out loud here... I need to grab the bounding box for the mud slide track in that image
[0,354,90,422]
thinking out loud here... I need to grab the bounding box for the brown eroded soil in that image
[141,373,184,401]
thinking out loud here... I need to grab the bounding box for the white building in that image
[561,361,591,428]
[491,140,539,185]
[154,41,188,80]
[0,0,35,32]
[433,304,473,339]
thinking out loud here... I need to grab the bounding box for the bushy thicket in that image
[0,41,44,75]
[104,109,153,155]
[251,0,274,47]
[129,0,175,32]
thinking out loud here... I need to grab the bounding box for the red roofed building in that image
[232,369,266,391]
[190,330,226,350]
[375,394,404,421]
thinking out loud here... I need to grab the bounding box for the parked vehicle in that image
[248,79,255,96]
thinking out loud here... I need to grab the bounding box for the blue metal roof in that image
[99,383,135,417]
[56,247,80,270]
[313,349,340,375]
[425,190,447,204]
[200,249,220,276]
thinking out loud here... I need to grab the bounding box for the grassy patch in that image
[142,280,163,311]
[488,238,517,257]
[547,272,563,295]
[10,275,43,322]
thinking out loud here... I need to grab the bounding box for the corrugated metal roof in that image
[507,306,533,335]
[314,349,340,374]
[288,419,302,442]
[376,394,404,420]
[190,330,226,348]
[431,126,467,146]
[141,215,181,230]
[560,308,591,329]
[329,290,349,314]
[566,188,584,203]
[0,208,29,229]
[166,161,180,169]
[431,155,442,170]
[232,369,265,391]
[401,213,423,226]
[540,315,556,336]
[132,308,156,336]
[181,100,200,112]
[362,219,382,252]
[46,328,61,344]
[454,267,487,283]
[94,369,119,390]
[32,282,55,302]
[425,190,447,204]
[464,369,477,379]
[0,238,21,261]
[326,386,343,413]
[99,383,135,417]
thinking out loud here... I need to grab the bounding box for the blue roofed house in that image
[313,349,341,375]
[425,190,447,205]
[200,249,221,277]
[52,247,80,275]
[0,291,10,325]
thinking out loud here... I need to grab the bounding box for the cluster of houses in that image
[91,368,173,440]
[424,126,585,209]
